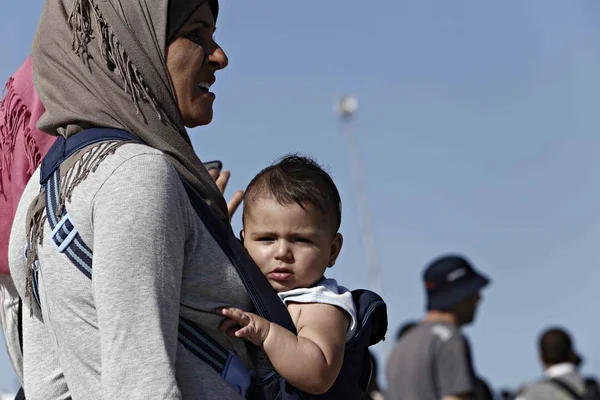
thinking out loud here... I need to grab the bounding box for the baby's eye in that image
[294,237,312,244]
[257,237,275,242]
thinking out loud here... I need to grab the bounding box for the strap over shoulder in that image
[40,128,140,184]
[548,377,584,400]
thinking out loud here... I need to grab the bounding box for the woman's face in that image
[166,3,228,128]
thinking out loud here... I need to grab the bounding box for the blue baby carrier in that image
[32,128,388,399]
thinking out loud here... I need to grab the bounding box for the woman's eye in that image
[185,30,212,45]
[185,32,202,44]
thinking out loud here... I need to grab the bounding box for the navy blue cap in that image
[423,254,490,311]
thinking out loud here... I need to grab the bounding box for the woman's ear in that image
[328,233,343,267]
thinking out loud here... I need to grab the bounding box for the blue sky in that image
[2,0,600,394]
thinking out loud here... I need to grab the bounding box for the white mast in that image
[336,96,383,296]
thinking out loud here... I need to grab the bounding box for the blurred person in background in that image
[574,348,600,400]
[0,57,57,392]
[516,327,600,400]
[395,320,417,341]
[386,254,492,400]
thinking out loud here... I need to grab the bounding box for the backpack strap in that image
[549,377,584,400]
[40,127,140,279]
[40,128,139,184]
[178,316,252,394]
[45,167,93,279]
[28,128,138,307]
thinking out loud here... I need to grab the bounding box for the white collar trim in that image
[545,363,576,378]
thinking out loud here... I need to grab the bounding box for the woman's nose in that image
[207,45,228,70]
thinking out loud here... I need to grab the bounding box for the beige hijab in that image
[31,0,227,220]
[25,0,226,304]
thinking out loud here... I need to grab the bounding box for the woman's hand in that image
[208,168,244,220]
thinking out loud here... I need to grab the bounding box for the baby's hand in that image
[218,308,271,347]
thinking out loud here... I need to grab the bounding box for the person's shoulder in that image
[517,379,552,399]
[95,142,178,184]
[84,142,187,212]
[391,322,455,353]
[519,375,587,400]
[108,142,168,165]
[428,322,462,343]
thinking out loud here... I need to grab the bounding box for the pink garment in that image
[0,57,57,275]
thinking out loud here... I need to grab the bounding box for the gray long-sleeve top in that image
[9,143,251,399]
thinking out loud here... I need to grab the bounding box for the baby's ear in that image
[328,233,344,267]
[239,229,245,244]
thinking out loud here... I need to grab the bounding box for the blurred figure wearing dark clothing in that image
[395,321,417,341]
[386,254,492,400]
[517,327,599,400]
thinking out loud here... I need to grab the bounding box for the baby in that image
[220,155,357,395]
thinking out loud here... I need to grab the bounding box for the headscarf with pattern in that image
[25,0,225,303]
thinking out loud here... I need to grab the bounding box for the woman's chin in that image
[183,109,213,128]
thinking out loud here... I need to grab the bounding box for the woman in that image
[9,0,251,398]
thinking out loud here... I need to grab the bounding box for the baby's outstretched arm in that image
[219,303,349,394]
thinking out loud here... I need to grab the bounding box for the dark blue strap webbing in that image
[30,129,135,306]
[45,169,93,279]
[40,128,140,185]
[178,317,229,373]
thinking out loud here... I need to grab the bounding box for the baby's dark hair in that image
[243,154,342,232]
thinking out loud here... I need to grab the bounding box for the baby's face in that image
[242,196,342,292]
